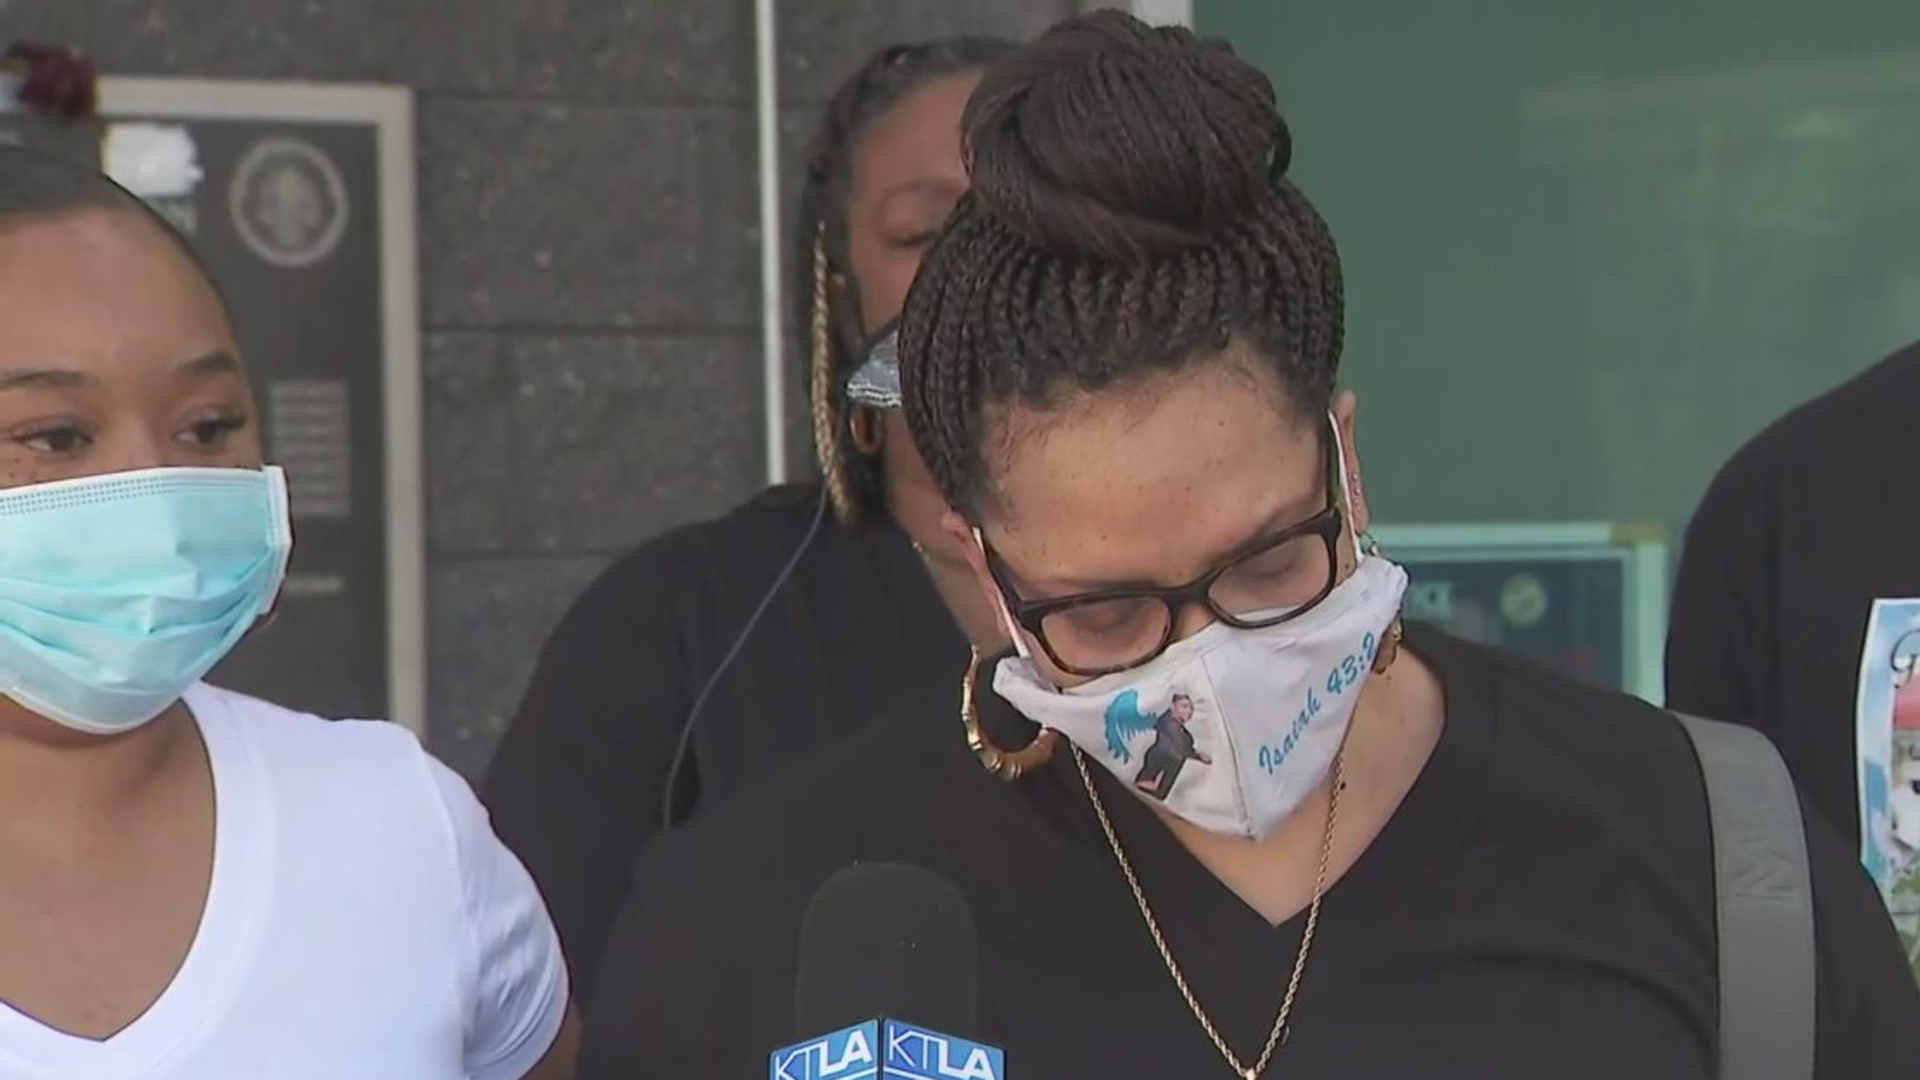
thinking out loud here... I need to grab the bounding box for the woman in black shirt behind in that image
[481,35,1015,1001]
[579,12,1920,1078]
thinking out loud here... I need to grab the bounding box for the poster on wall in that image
[0,77,425,733]
[1854,600,1920,985]
[1375,522,1668,703]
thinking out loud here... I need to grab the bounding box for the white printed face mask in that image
[987,418,1407,840]
[994,556,1407,840]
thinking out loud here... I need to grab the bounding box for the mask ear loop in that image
[252,464,295,633]
[971,526,1034,662]
[1329,412,1403,672]
[957,525,1064,779]
[1328,412,1372,562]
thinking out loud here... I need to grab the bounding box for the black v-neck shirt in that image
[482,485,968,1000]
[577,628,1920,1079]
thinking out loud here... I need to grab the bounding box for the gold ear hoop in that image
[808,225,856,523]
[1359,530,1403,674]
[1372,615,1405,674]
[847,405,882,456]
[960,647,1058,781]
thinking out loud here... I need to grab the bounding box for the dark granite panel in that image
[419,100,757,331]
[0,0,89,44]
[775,0,1070,103]
[508,0,752,103]
[88,0,509,90]
[514,332,763,553]
[428,555,608,779]
[423,333,517,556]
[425,331,761,556]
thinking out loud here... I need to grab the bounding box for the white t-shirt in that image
[0,685,568,1080]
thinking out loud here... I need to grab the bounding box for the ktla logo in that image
[769,1018,1004,1080]
[770,1022,876,1080]
[885,1019,1003,1080]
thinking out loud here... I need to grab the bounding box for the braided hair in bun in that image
[897,10,1344,515]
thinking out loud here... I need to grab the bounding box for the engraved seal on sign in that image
[229,136,348,269]
[1500,572,1550,629]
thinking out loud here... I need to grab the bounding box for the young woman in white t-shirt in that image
[0,146,578,1079]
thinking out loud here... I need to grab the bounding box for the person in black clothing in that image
[1133,693,1210,800]
[480,35,1015,1002]
[578,13,1920,1078]
[1668,337,1920,852]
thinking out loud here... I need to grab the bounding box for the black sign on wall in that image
[0,80,425,733]
[1375,523,1669,703]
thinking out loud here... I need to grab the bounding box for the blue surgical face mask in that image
[0,465,291,734]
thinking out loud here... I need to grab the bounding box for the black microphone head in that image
[794,861,979,1036]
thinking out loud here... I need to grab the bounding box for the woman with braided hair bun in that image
[580,12,1920,1078]
[482,35,1017,1005]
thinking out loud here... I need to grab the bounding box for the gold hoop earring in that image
[847,406,882,456]
[1372,615,1405,674]
[960,647,1058,781]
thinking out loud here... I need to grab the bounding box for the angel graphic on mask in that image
[1104,690,1213,802]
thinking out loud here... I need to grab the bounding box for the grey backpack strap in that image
[1671,711,1816,1080]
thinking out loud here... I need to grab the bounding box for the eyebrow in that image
[176,351,242,380]
[0,367,93,392]
[0,351,241,393]
[874,178,963,213]
[1004,501,1310,596]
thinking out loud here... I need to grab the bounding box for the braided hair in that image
[796,34,1014,523]
[896,11,1345,517]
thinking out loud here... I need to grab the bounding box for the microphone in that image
[772,862,1006,1080]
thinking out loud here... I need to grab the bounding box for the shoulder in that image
[533,483,835,656]
[641,714,967,892]
[188,681,433,789]
[580,483,829,598]
[1695,340,1920,523]
[189,682,480,866]
[1760,338,1920,456]
[1424,628,1685,745]
[597,713,978,957]
[1420,630,1708,820]
[187,685,570,1070]
[580,716,984,1069]
[1441,639,1920,1072]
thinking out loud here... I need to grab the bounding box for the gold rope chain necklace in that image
[1071,744,1344,1080]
